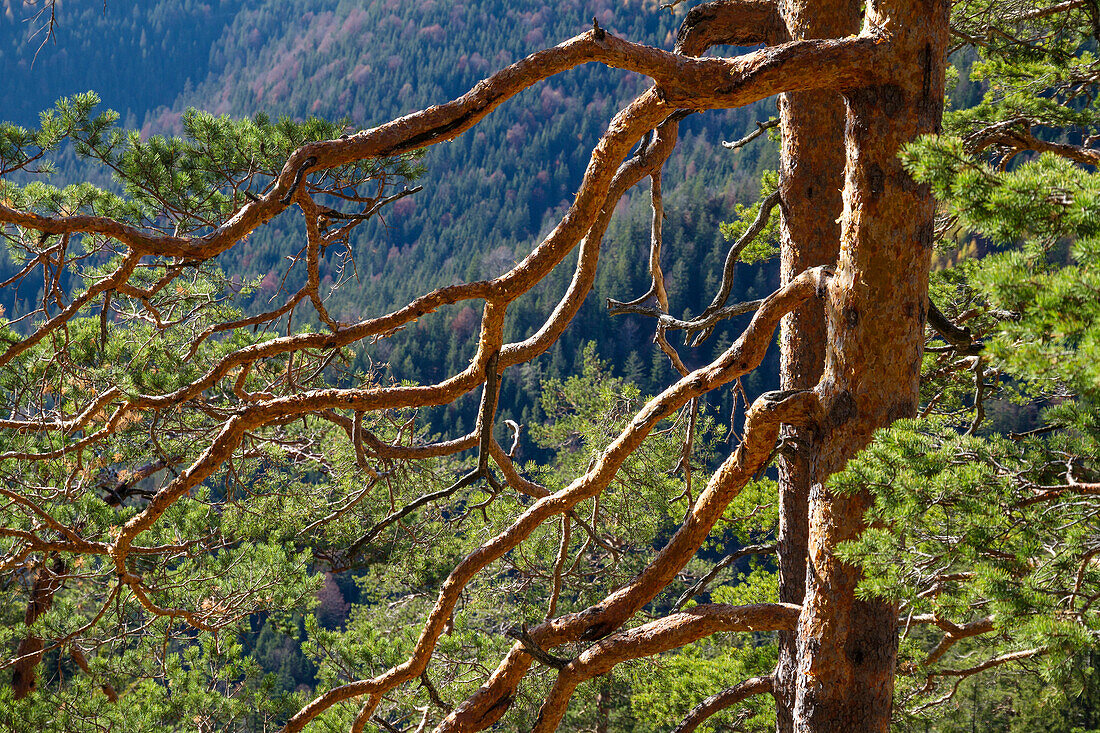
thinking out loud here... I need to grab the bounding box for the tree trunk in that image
[595,676,611,733]
[791,1,949,730]
[12,556,64,699]
[773,0,859,728]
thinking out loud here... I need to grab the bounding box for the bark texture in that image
[0,5,954,730]
[792,1,950,730]
[12,556,64,699]
[773,0,860,728]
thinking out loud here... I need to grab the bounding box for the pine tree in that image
[4,2,1097,732]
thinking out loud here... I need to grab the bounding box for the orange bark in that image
[792,1,949,730]
[773,0,860,729]
[0,5,952,729]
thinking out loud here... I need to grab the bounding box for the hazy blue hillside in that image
[0,0,246,128]
[0,0,782,435]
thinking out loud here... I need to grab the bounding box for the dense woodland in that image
[0,1,1099,732]
[0,0,791,438]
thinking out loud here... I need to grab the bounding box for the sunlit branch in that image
[531,604,796,732]
[286,268,828,732]
[671,676,774,733]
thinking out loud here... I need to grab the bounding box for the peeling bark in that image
[793,2,950,730]
[774,0,860,729]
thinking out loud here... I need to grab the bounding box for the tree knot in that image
[507,624,571,670]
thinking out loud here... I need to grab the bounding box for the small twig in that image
[964,356,985,437]
[1008,423,1063,441]
[346,470,482,557]
[607,171,670,311]
[370,714,404,733]
[673,398,698,517]
[722,118,779,151]
[476,350,502,473]
[592,17,606,41]
[609,298,764,333]
[674,543,777,610]
[924,647,1044,687]
[420,672,452,713]
[655,324,689,375]
[503,419,521,458]
[99,290,111,349]
[927,300,982,356]
[319,185,423,224]
[545,514,572,621]
[689,188,781,346]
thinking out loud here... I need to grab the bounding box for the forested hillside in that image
[0,0,245,129]
[0,0,781,438]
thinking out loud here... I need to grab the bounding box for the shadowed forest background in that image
[0,0,805,440]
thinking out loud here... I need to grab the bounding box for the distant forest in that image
[0,0,797,441]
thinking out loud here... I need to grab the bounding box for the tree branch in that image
[285,268,829,733]
[671,676,774,733]
[1,30,883,261]
[675,0,790,56]
[690,188,782,345]
[531,605,795,732]
[438,372,826,730]
[926,300,981,356]
[722,117,779,150]
[673,543,777,610]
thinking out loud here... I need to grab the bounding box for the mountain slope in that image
[0,0,783,434]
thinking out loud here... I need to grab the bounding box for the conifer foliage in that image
[0,1,1098,732]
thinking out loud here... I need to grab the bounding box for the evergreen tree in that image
[1,2,1099,733]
